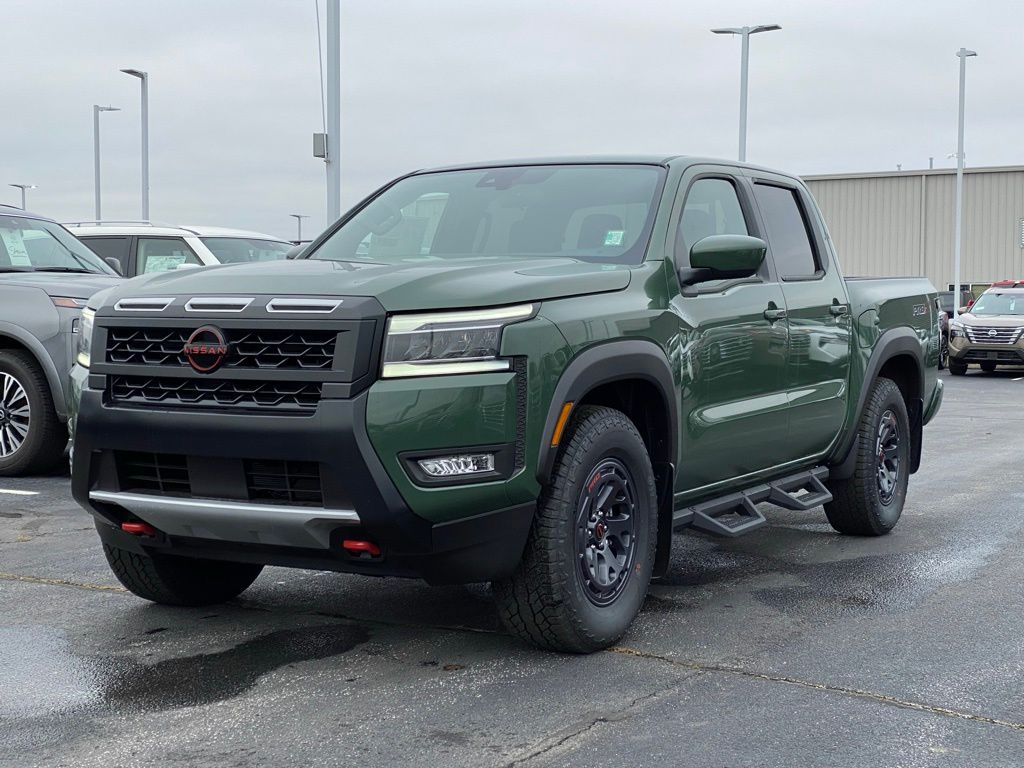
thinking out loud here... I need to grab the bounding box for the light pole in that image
[711,24,781,162]
[289,214,309,243]
[9,184,36,209]
[953,48,977,310]
[93,105,120,221]
[121,69,150,221]
[325,0,341,219]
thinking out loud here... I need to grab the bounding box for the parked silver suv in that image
[948,282,1024,375]
[0,206,120,474]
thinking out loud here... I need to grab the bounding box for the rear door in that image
[749,174,852,462]
[667,166,791,494]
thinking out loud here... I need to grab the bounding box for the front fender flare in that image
[0,320,67,420]
[535,339,678,485]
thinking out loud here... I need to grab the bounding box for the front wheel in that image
[0,351,65,476]
[493,405,657,653]
[938,335,949,370]
[825,377,910,536]
[948,358,968,376]
[103,536,263,605]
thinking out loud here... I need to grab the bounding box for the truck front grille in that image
[116,451,191,496]
[106,327,338,370]
[244,460,324,506]
[108,375,321,412]
[964,326,1024,345]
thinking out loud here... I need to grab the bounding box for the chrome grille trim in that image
[266,298,344,313]
[114,297,174,312]
[184,297,254,313]
[964,326,1023,344]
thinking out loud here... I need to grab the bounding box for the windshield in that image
[308,165,665,266]
[970,292,1024,316]
[0,214,116,274]
[201,237,292,264]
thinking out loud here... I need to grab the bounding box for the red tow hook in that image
[342,539,382,558]
[121,521,158,537]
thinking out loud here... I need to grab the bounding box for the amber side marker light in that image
[550,402,574,447]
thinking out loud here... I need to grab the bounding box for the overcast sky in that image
[3,0,1020,240]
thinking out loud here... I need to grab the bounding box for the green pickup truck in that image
[70,157,943,653]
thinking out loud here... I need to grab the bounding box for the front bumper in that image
[948,337,1024,365]
[72,385,535,584]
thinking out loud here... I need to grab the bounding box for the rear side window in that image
[677,178,749,258]
[137,237,201,274]
[753,183,819,279]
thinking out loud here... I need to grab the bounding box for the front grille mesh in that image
[106,327,338,370]
[244,460,323,506]
[116,451,191,496]
[964,326,1024,345]
[108,375,321,412]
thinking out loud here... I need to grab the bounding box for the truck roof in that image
[419,155,800,180]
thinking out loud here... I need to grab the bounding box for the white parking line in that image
[0,489,39,496]
[1013,377,1023,382]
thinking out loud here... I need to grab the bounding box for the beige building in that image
[803,165,1024,292]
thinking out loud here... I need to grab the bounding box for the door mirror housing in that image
[103,256,123,275]
[678,234,767,290]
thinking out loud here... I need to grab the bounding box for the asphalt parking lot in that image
[2,369,1023,767]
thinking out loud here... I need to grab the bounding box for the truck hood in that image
[101,257,633,311]
[959,313,1024,327]
[1,272,121,300]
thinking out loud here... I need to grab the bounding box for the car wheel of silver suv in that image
[0,351,65,476]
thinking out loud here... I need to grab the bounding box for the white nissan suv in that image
[66,222,292,277]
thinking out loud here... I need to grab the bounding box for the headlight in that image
[381,304,535,378]
[76,308,95,368]
[950,321,967,338]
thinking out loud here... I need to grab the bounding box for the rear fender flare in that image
[829,326,924,480]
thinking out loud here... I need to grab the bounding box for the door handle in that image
[829,304,849,316]
[764,307,787,321]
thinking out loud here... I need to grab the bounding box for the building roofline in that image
[802,164,1024,182]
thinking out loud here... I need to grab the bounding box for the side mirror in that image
[679,234,766,290]
[104,256,123,275]
[285,244,305,260]
[956,307,968,316]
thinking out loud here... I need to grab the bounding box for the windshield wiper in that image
[0,267,31,273]
[31,267,97,274]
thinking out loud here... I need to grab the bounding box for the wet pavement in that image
[1,369,1023,767]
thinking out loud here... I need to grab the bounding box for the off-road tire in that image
[948,358,968,376]
[0,350,65,476]
[103,537,263,606]
[824,377,910,536]
[493,405,657,653]
[980,361,997,373]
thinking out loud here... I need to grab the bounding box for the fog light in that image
[417,453,495,478]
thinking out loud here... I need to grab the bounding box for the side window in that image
[677,178,749,260]
[752,183,819,279]
[137,238,201,274]
[80,237,130,273]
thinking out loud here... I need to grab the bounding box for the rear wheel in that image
[493,405,657,653]
[948,358,968,376]
[103,538,263,606]
[938,335,949,370]
[980,361,997,373]
[825,377,910,536]
[0,351,65,476]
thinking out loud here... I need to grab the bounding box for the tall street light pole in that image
[9,184,36,210]
[93,105,120,221]
[121,69,150,221]
[953,48,977,307]
[289,214,309,243]
[711,24,781,162]
[325,0,341,220]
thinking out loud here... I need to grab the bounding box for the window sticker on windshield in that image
[0,229,31,266]
[604,230,625,247]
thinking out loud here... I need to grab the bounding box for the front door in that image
[750,177,852,462]
[667,170,790,495]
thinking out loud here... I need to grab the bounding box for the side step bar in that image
[676,467,832,538]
